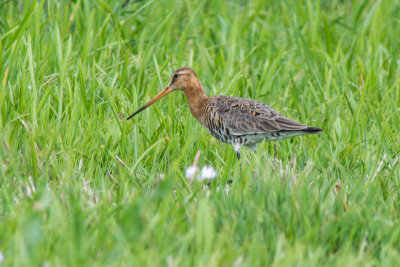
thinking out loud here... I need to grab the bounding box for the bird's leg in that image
[274,143,277,164]
[233,143,242,160]
[247,144,257,153]
[227,143,242,184]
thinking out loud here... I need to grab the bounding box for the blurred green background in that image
[0,0,399,266]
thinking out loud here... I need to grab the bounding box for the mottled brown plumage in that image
[128,67,322,159]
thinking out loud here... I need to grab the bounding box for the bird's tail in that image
[276,127,322,139]
[302,127,323,133]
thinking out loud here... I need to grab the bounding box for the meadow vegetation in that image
[0,0,400,265]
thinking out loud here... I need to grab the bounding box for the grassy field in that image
[1,0,400,266]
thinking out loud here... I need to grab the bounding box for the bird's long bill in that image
[127,86,173,120]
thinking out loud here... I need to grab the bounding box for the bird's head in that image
[168,67,200,91]
[127,67,203,119]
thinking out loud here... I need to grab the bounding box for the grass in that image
[1,0,400,265]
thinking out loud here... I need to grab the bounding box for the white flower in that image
[186,165,217,182]
[185,166,199,180]
[200,166,217,180]
[0,252,4,263]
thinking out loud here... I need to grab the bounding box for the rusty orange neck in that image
[182,83,209,125]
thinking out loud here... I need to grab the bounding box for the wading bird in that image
[127,67,322,159]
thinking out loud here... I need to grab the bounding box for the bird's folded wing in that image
[208,96,307,135]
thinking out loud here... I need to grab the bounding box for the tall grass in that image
[0,0,399,265]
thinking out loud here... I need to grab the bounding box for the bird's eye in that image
[173,74,178,80]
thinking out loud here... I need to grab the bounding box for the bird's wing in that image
[205,96,307,135]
